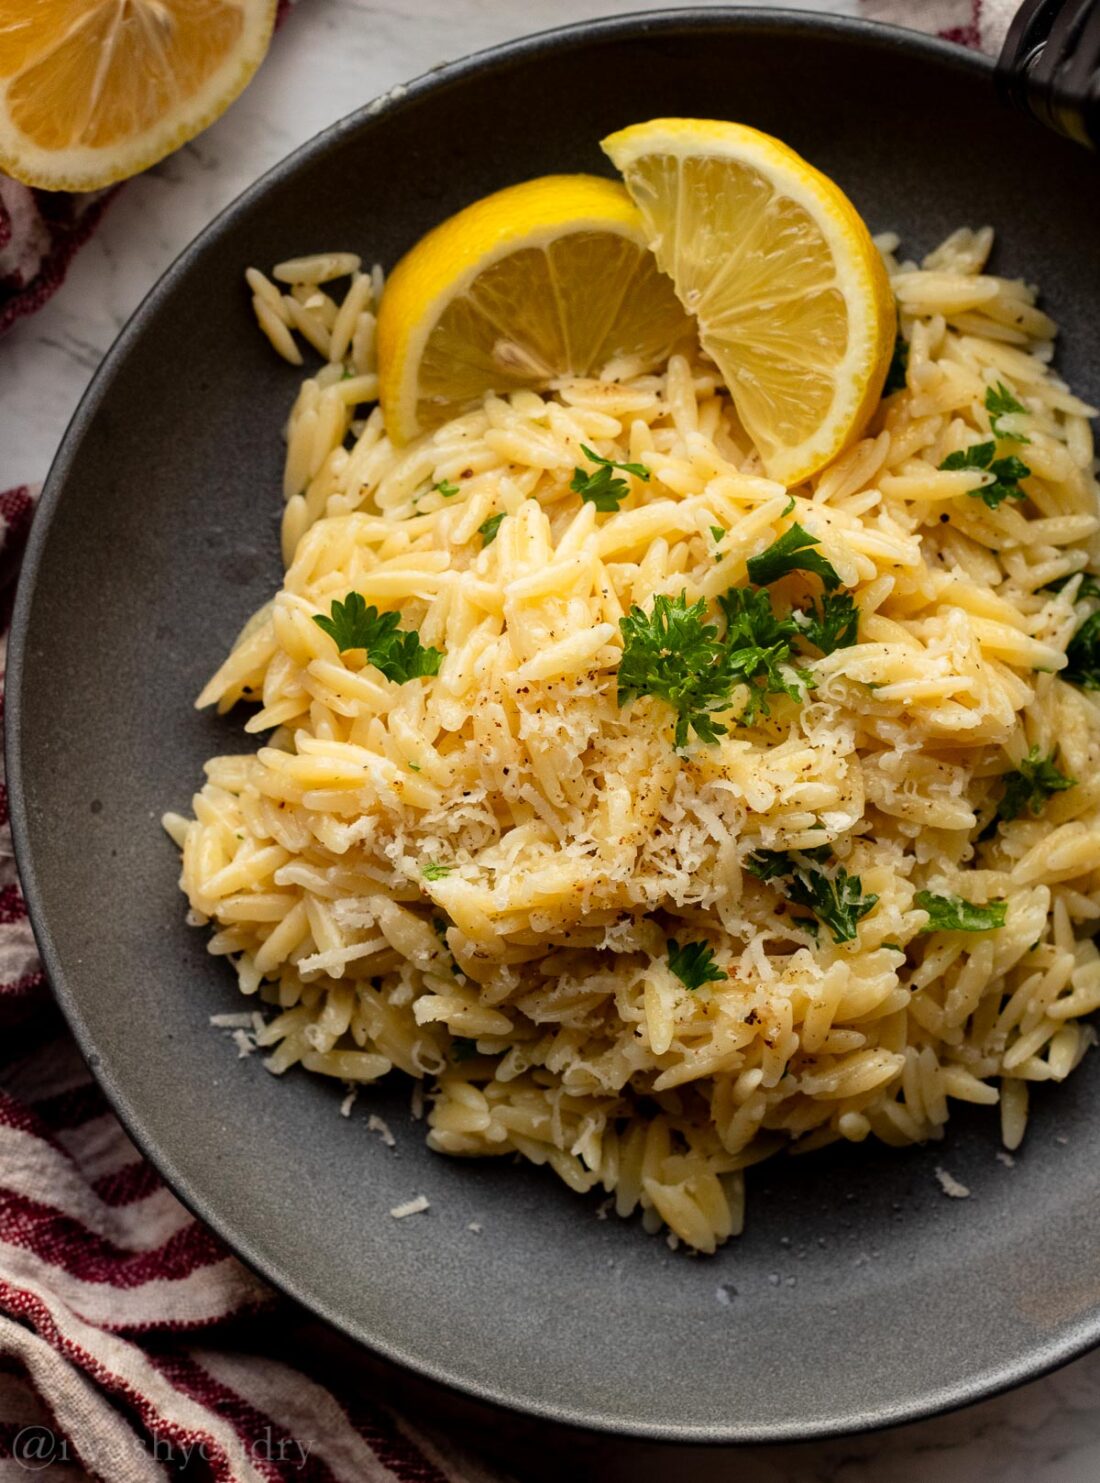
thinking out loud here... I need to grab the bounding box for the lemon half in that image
[602,118,896,485]
[376,174,694,446]
[0,0,277,190]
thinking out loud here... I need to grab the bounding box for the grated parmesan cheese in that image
[390,1195,430,1219]
[367,1113,396,1147]
[935,1167,971,1200]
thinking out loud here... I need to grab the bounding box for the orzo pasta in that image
[165,226,1100,1253]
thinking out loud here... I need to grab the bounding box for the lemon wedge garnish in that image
[376,174,694,446]
[602,118,896,485]
[0,0,277,190]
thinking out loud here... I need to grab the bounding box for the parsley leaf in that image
[986,454,1031,498]
[618,593,733,748]
[985,381,1029,442]
[744,849,796,881]
[939,442,1031,510]
[916,891,1007,932]
[746,523,842,592]
[313,593,444,681]
[788,864,878,944]
[1042,571,1100,602]
[434,479,460,498]
[883,333,909,396]
[616,584,818,747]
[995,746,1076,824]
[421,861,451,881]
[1064,609,1100,690]
[941,440,996,472]
[478,512,505,547]
[746,849,875,943]
[710,525,726,545]
[717,586,809,723]
[746,845,831,880]
[570,444,650,512]
[793,591,860,654]
[667,938,727,991]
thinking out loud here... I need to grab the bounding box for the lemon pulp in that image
[602,118,896,484]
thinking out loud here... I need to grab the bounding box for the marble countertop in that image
[4,1,1100,1478]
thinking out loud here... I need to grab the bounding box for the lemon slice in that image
[0,0,277,190]
[602,119,896,485]
[376,174,694,446]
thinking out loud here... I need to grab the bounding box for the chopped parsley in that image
[995,746,1076,824]
[939,442,1031,510]
[716,586,810,724]
[710,525,726,545]
[1064,609,1100,690]
[570,444,650,512]
[745,849,797,881]
[667,938,727,991]
[313,593,444,680]
[615,553,864,745]
[746,523,842,592]
[478,512,505,547]
[746,849,876,944]
[617,592,735,748]
[421,861,452,881]
[985,381,1029,442]
[788,865,878,945]
[883,333,909,396]
[793,591,860,654]
[745,844,831,880]
[434,479,460,497]
[915,891,1007,933]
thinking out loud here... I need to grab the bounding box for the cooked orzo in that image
[165,223,1100,1254]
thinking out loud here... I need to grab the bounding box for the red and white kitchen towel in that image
[0,4,1027,1480]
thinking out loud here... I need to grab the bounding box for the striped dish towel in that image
[862,0,1017,50]
[0,5,1016,1480]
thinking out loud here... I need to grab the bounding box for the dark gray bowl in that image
[9,8,1100,1445]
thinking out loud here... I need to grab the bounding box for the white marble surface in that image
[4,1,1100,1478]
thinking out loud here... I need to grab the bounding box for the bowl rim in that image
[10,7,1081,1448]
